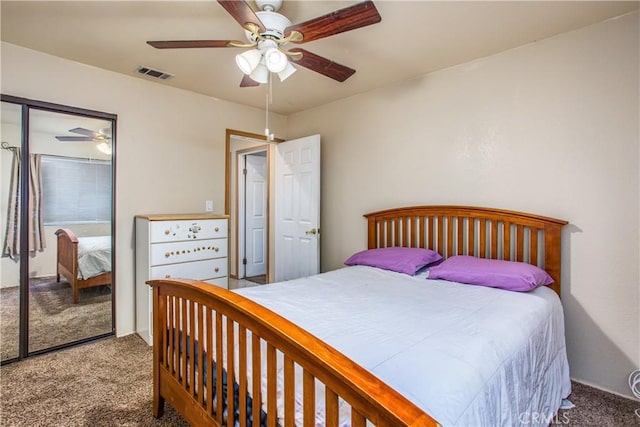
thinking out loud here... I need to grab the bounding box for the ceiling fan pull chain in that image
[265,75,274,141]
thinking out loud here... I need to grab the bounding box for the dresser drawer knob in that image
[214,247,219,252]
[164,229,170,235]
[165,274,171,279]
[164,252,170,258]
[214,227,219,232]
[214,267,220,273]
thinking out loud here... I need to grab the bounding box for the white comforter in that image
[235,265,571,427]
[77,236,111,279]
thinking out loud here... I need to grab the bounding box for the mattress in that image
[234,265,571,426]
[77,235,111,279]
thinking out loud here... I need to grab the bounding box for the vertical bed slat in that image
[325,388,339,427]
[394,218,400,247]
[303,369,315,427]
[227,318,236,427]
[446,216,453,258]
[351,410,366,427]
[189,300,196,397]
[457,217,464,256]
[197,303,205,405]
[468,218,475,256]
[169,297,176,375]
[479,219,486,258]
[530,228,539,266]
[239,325,247,427]
[181,298,187,385]
[206,308,214,415]
[490,220,498,259]
[428,216,435,251]
[516,224,524,262]
[419,216,426,249]
[410,216,417,247]
[267,344,277,427]
[216,312,224,422]
[437,216,444,255]
[504,222,512,261]
[251,334,261,427]
[385,219,392,248]
[284,355,295,427]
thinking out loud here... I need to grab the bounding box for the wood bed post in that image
[152,285,165,418]
[544,224,564,297]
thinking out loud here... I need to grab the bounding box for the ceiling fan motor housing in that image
[245,10,292,43]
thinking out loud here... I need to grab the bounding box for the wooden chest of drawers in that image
[135,213,229,345]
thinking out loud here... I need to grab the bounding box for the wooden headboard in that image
[364,206,568,296]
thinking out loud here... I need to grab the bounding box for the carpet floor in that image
[0,334,638,426]
[0,276,112,361]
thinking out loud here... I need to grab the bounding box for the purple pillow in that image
[344,247,442,276]
[427,255,554,292]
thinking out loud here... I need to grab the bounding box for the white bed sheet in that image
[235,265,571,427]
[77,236,111,279]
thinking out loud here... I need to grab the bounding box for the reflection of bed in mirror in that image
[55,228,111,303]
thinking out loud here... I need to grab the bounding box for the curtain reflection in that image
[2,148,46,259]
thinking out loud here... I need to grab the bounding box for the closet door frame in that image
[0,94,117,363]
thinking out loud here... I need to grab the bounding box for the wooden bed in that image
[55,228,112,304]
[148,205,568,426]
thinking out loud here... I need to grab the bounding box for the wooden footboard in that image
[148,278,438,427]
[55,228,112,304]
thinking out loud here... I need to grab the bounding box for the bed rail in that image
[365,205,567,296]
[149,278,438,427]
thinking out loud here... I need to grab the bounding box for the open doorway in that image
[225,130,272,288]
[238,149,268,285]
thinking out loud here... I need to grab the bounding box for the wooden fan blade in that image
[147,40,239,49]
[55,136,96,142]
[240,74,260,87]
[289,48,355,82]
[284,0,381,43]
[217,0,265,33]
[69,127,97,137]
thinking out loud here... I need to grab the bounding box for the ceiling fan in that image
[147,0,381,87]
[55,127,112,154]
[55,127,111,142]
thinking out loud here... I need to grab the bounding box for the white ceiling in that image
[2,1,638,115]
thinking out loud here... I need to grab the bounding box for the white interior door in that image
[245,153,267,277]
[275,134,321,282]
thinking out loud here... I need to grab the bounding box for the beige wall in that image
[287,12,639,398]
[1,42,286,337]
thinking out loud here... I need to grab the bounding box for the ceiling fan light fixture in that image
[96,142,112,155]
[277,61,297,82]
[264,47,288,73]
[249,63,269,84]
[235,48,262,74]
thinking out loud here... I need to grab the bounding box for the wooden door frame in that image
[225,129,282,282]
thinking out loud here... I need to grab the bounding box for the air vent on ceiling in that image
[135,66,174,80]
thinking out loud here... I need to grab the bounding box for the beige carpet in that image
[1,334,639,426]
[1,276,112,360]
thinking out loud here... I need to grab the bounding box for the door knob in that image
[305,228,319,235]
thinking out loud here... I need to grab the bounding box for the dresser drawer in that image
[150,258,227,281]
[150,238,227,266]
[150,219,227,243]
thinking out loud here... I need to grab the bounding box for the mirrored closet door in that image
[0,96,116,363]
